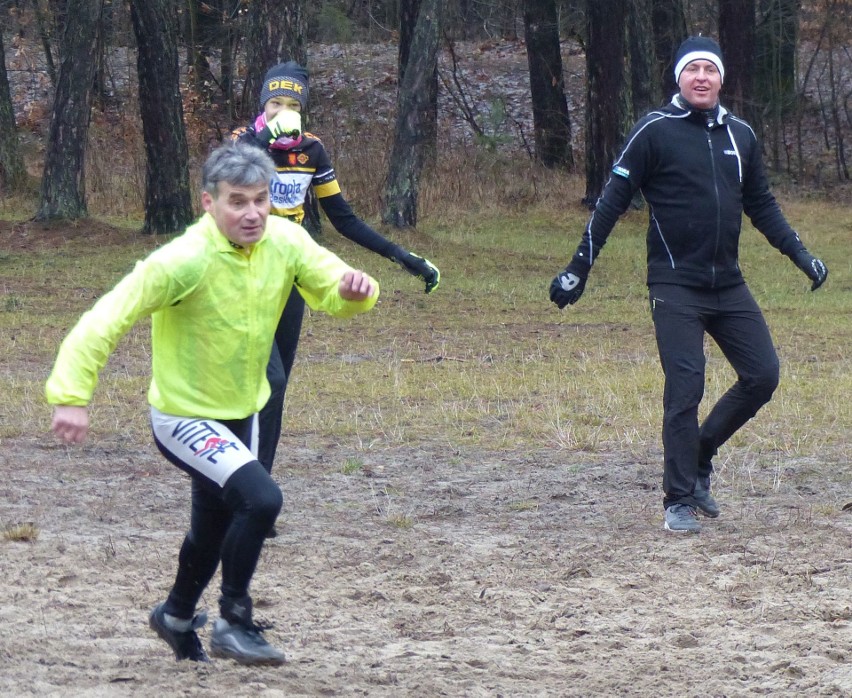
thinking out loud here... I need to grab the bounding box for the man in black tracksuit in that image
[549,36,828,532]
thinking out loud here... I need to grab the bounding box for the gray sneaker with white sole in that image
[664,503,701,533]
[693,475,720,518]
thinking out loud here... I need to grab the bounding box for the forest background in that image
[0,0,849,230]
[1,1,851,696]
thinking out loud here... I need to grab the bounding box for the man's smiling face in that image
[678,59,722,110]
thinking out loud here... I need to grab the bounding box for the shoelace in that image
[240,619,275,645]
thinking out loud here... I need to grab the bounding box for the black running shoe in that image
[211,595,285,665]
[149,603,210,662]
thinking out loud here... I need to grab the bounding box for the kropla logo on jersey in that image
[271,179,303,205]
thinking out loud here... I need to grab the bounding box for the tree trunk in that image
[0,32,27,192]
[628,0,660,115]
[0,29,26,192]
[719,0,757,122]
[185,0,202,92]
[583,0,630,207]
[756,0,801,169]
[130,0,193,235]
[651,0,687,100]
[382,0,442,228]
[241,0,307,119]
[188,0,225,97]
[400,0,438,156]
[35,0,104,221]
[33,0,57,86]
[523,0,574,168]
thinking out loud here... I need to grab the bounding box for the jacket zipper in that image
[706,123,721,288]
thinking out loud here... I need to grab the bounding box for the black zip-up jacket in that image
[569,98,806,289]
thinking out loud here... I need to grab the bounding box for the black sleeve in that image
[739,126,805,258]
[318,192,403,260]
[232,125,267,151]
[569,174,635,273]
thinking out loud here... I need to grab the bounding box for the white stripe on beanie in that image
[675,51,725,83]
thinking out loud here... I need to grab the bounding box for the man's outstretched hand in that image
[339,270,377,301]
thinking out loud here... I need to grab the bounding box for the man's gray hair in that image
[202,142,275,196]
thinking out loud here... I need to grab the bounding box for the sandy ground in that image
[2,431,851,697]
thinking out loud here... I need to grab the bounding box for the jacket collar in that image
[198,212,268,253]
[670,94,728,125]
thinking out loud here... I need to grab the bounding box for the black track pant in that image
[152,412,283,619]
[649,283,780,509]
[257,285,306,473]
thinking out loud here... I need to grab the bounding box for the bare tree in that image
[824,0,848,180]
[0,29,26,193]
[523,0,574,168]
[755,0,801,169]
[35,0,104,221]
[719,0,757,122]
[628,0,661,115]
[185,0,240,107]
[32,0,58,86]
[130,0,193,234]
[241,0,306,119]
[651,0,687,99]
[382,0,442,227]
[400,0,438,155]
[583,0,630,206]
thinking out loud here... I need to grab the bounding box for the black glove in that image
[792,250,828,291]
[549,265,587,308]
[396,251,440,293]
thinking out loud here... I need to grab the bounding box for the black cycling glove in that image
[549,262,588,308]
[791,250,828,291]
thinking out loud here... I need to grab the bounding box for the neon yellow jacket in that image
[45,213,378,419]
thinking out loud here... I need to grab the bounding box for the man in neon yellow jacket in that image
[46,142,378,665]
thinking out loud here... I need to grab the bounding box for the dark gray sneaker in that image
[664,503,701,533]
[694,475,720,518]
[210,618,286,665]
[149,603,209,662]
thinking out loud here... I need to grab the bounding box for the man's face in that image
[202,181,270,247]
[678,59,722,110]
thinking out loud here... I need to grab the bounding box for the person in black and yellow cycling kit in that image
[233,61,440,490]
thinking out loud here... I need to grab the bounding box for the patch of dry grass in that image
[3,522,39,542]
[1,182,849,489]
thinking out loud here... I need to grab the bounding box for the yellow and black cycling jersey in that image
[232,124,401,260]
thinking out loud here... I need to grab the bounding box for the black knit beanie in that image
[674,36,725,84]
[259,62,309,110]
